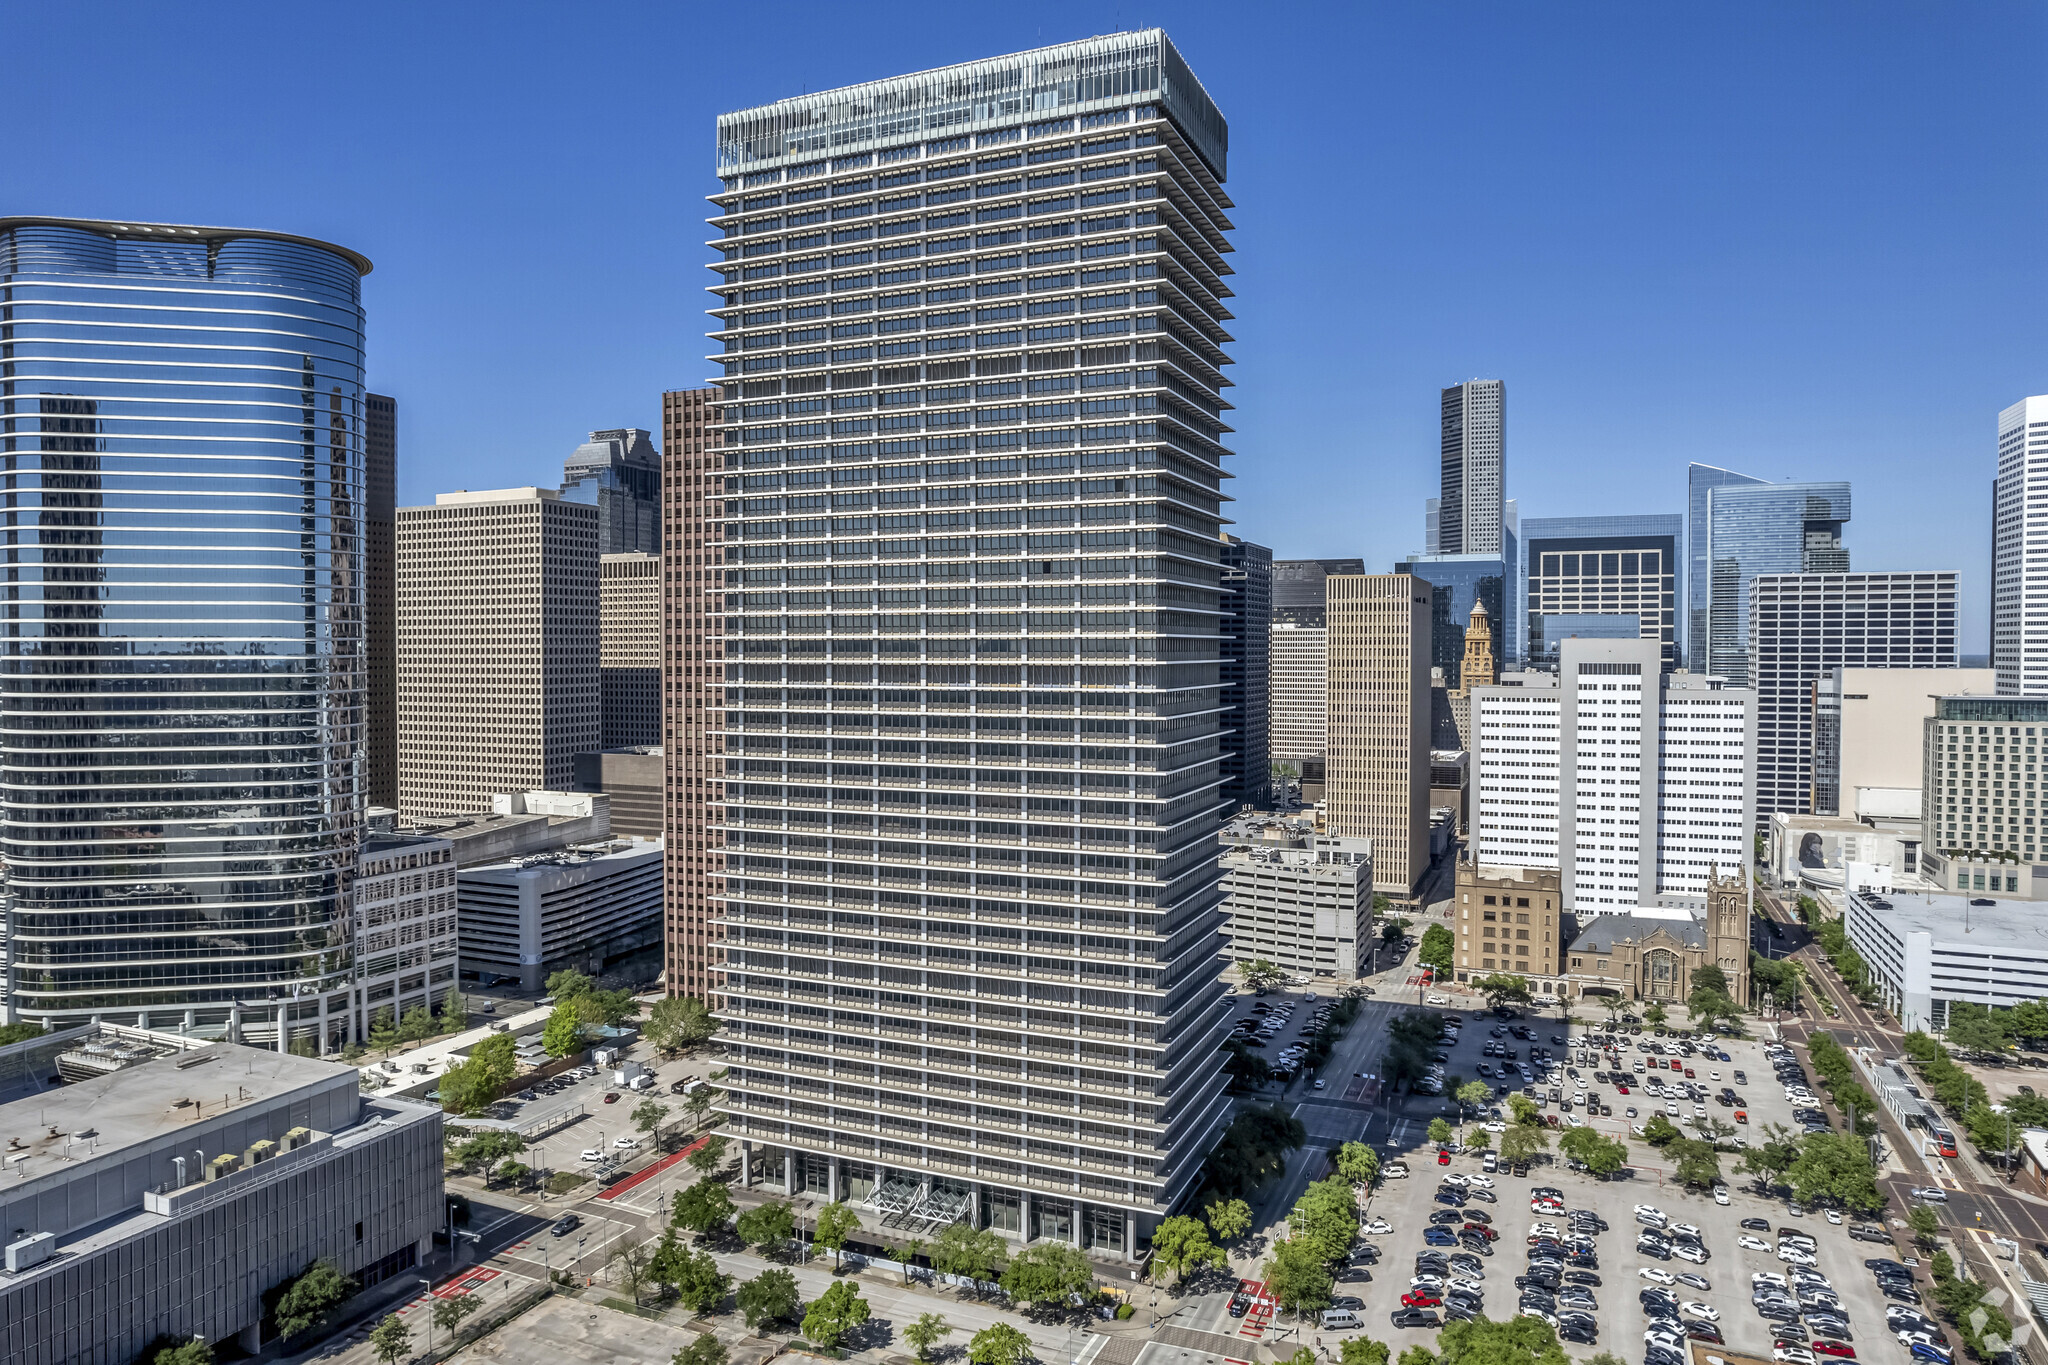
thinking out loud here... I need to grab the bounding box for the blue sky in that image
[12,1,2043,649]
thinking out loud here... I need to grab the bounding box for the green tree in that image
[1666,1138,1722,1189]
[1288,1176,1359,1264]
[1687,987,1742,1032]
[1640,1113,1682,1146]
[929,1222,1008,1283]
[813,1200,863,1268]
[1340,1341,1392,1365]
[368,1315,411,1365]
[1381,920,1406,949]
[1454,1080,1493,1114]
[454,1129,527,1175]
[905,1313,954,1363]
[735,1199,796,1253]
[1497,1122,1548,1166]
[542,1000,587,1058]
[632,1098,672,1146]
[271,1259,359,1340]
[1427,1117,1452,1144]
[1643,1002,1667,1028]
[1907,1204,1942,1250]
[399,1004,435,1045]
[1750,954,1802,1009]
[1240,958,1287,990]
[495,1158,530,1187]
[967,1323,1034,1365]
[439,986,467,1032]
[545,968,595,1000]
[577,987,641,1029]
[1403,1317,1569,1365]
[736,1267,802,1328]
[1946,1010,2011,1057]
[1507,1093,1540,1126]
[646,994,718,1053]
[1788,1131,1886,1213]
[1692,965,1730,995]
[146,1340,212,1365]
[368,1006,398,1054]
[1000,1241,1095,1308]
[1334,1142,1379,1186]
[1557,1126,1629,1176]
[432,1293,481,1339]
[1204,1104,1306,1199]
[672,1178,737,1235]
[688,1133,730,1177]
[800,1280,870,1349]
[610,1238,655,1305]
[1737,1123,1803,1192]
[2011,998,2048,1046]
[1418,925,1456,972]
[438,1033,517,1115]
[671,1246,732,1312]
[1471,973,1533,1011]
[1205,1197,1253,1244]
[1261,1236,1335,1315]
[1151,1214,1226,1282]
[673,1338,729,1365]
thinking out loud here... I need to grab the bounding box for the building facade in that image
[395,487,600,817]
[1221,835,1371,979]
[1397,549,1517,670]
[1688,464,1851,683]
[601,550,662,748]
[1470,637,1754,916]
[0,217,371,1038]
[366,392,399,808]
[562,427,662,555]
[1748,571,1959,827]
[575,747,664,838]
[1439,380,1505,555]
[354,834,459,1038]
[662,386,726,1003]
[705,31,1236,1256]
[1993,395,2048,696]
[1325,575,1430,897]
[1522,513,1681,671]
[1451,863,1566,997]
[1921,694,2048,871]
[1560,875,1750,1005]
[1272,558,1366,624]
[1269,623,1328,762]
[0,1043,440,1365]
[1813,666,1997,820]
[1220,535,1272,810]
[1845,886,2048,1031]
[457,838,663,991]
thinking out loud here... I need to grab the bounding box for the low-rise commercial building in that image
[457,838,664,990]
[1452,863,1567,996]
[573,747,662,838]
[1845,887,2048,1031]
[1220,835,1372,979]
[0,1037,440,1365]
[352,833,459,1041]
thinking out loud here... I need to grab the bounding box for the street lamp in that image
[417,1278,434,1355]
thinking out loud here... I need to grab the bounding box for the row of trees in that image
[1203,1104,1306,1200]
[1811,916,1879,1004]
[1901,1027,2048,1160]
[1750,952,1804,1011]
[358,989,471,1057]
[1929,1249,2016,1361]
[1803,1030,1882,1136]
[1732,1121,1886,1212]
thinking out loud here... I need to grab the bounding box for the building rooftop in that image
[1568,913,1708,953]
[1851,889,2048,946]
[464,835,663,876]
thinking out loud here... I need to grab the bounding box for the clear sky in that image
[12,1,2043,649]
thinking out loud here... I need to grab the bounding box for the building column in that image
[828,1155,841,1202]
[1125,1210,1137,1264]
[1070,1199,1083,1249]
[740,1139,754,1189]
[276,1002,290,1054]
[784,1148,796,1196]
[969,1184,981,1230]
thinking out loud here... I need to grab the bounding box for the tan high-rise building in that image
[601,551,662,748]
[1326,574,1431,898]
[396,488,600,818]
[662,387,724,1002]
[365,393,398,808]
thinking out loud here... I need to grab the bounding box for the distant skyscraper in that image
[1325,574,1431,897]
[1747,571,1958,827]
[1424,497,1441,554]
[662,385,725,1002]
[366,393,398,808]
[1522,514,1682,670]
[601,552,662,747]
[396,488,600,817]
[1398,544,1518,669]
[1687,464,1851,684]
[563,427,662,555]
[1439,380,1505,555]
[707,31,1235,1259]
[1992,396,2048,695]
[1269,559,1362,762]
[1220,536,1273,810]
[0,216,371,1039]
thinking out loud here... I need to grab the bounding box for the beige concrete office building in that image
[601,551,662,748]
[1270,621,1329,761]
[1813,666,1995,821]
[1325,574,1431,897]
[396,488,600,818]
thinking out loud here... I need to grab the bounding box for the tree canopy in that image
[271,1260,359,1340]
[1260,1236,1334,1314]
[967,1323,1034,1365]
[930,1222,1008,1283]
[1418,925,1456,972]
[1787,1131,1885,1213]
[800,1281,870,1350]
[1396,1314,1570,1365]
[1334,1141,1379,1186]
[1205,1104,1305,1200]
[1205,1197,1253,1244]
[1288,1176,1359,1264]
[1471,973,1532,1010]
[1151,1215,1226,1282]
[645,994,718,1053]
[1001,1242,1096,1307]
[735,1268,802,1328]
[1557,1126,1629,1176]
[735,1200,796,1251]
[671,1179,736,1234]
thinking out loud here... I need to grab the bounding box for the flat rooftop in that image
[1854,889,2048,946]
[0,1043,354,1177]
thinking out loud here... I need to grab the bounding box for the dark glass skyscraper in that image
[0,217,369,1041]
[1220,535,1271,810]
[563,427,662,554]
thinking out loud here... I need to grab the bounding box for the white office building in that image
[1845,886,2048,1031]
[1471,637,1753,917]
[1993,395,2048,696]
[353,833,459,1039]
[707,31,1235,1257]
[1269,621,1328,760]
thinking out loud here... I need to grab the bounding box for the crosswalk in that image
[1234,1277,1276,1340]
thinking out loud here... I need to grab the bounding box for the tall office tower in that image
[1219,536,1272,810]
[1267,558,1363,762]
[1471,637,1754,917]
[1438,380,1505,555]
[1522,514,1681,670]
[706,32,1235,1257]
[0,217,370,1038]
[1748,571,1958,827]
[601,551,662,747]
[1992,396,2048,695]
[663,385,726,1001]
[563,427,662,554]
[365,393,399,808]
[1398,545,1517,669]
[396,488,600,818]
[1687,463,1850,681]
[1325,575,1431,897]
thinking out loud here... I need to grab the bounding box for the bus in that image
[1929,1123,1959,1158]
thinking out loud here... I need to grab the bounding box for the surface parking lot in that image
[1344,1010,1917,1364]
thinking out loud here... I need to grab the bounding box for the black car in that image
[1741,1218,1772,1231]
[1429,1210,1465,1225]
[1882,1285,1923,1305]
[1517,1274,1560,1291]
[1866,1258,1911,1274]
[1352,1245,1380,1263]
[1808,1322,1853,1343]
[1391,1309,1441,1329]
[1686,1325,1726,1343]
[1228,1295,1251,1318]
[1757,1305,1801,1323]
[1338,1269,1372,1283]
[1558,1323,1598,1345]
[551,1214,581,1236]
[1442,1302,1480,1323]
[1464,1209,1494,1224]
[1563,1271,1601,1286]
[1434,1191,1463,1205]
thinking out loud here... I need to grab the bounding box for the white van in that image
[1321,1309,1362,1330]
[1426,994,1451,1006]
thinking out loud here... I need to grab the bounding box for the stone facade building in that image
[1561,873,1751,1004]
[1451,862,1567,999]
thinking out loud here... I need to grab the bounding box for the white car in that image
[1779,1248,1819,1267]
[1530,1221,1562,1238]
[1383,1163,1409,1178]
[1363,1219,1393,1234]
[1411,1275,1445,1289]
[1634,1204,1666,1221]
[1712,1186,1731,1205]
[1518,1308,1557,1327]
[1483,1120,1507,1133]
[1773,1351,1816,1365]
[1753,1272,1789,1287]
[1639,1268,1676,1284]
[1449,1277,1485,1294]
[1443,1172,1471,1186]
[1565,1114,1586,1128]
[1467,1174,1495,1188]
[613,1135,639,1150]
[1740,1236,1773,1252]
[1669,1223,1702,1240]
[1683,1303,1720,1321]
[1824,1209,1843,1225]
[579,1147,603,1162]
[1674,1244,1709,1265]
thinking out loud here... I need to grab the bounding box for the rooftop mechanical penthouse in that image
[705,30,1237,1258]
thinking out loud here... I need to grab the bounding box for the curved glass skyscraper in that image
[0,217,370,1043]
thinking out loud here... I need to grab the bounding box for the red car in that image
[1616,1083,1631,1094]
[1735,1110,1748,1124]
[1811,1343,1855,1359]
[1402,1291,1443,1308]
[1684,1068,1696,1078]
[1437,1149,1452,1165]
[1462,1223,1499,1240]
[603,1092,620,1104]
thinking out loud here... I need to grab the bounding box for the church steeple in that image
[1459,598,1497,693]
